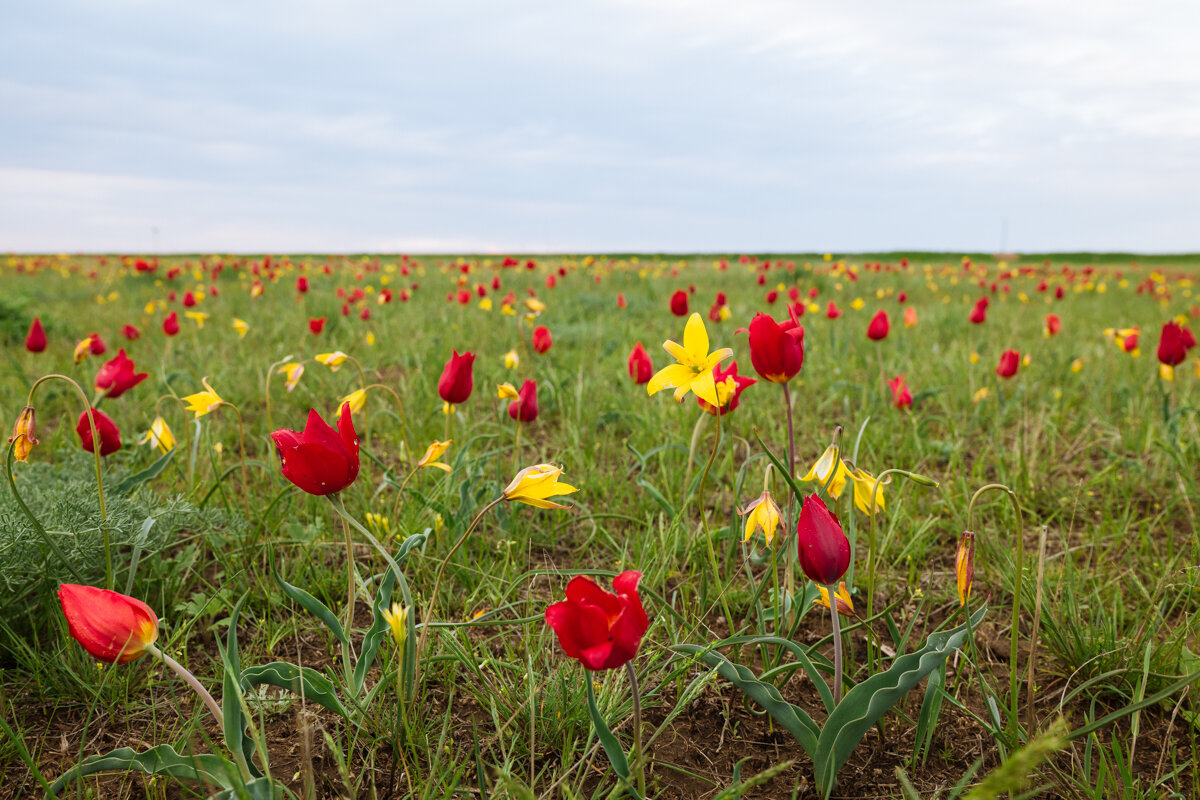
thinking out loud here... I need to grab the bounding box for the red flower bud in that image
[796,495,850,586]
[745,312,804,383]
[888,374,913,409]
[508,379,539,422]
[25,317,46,353]
[627,342,653,384]
[163,311,180,336]
[76,409,122,457]
[1157,321,1189,366]
[669,290,689,317]
[532,325,553,354]
[866,310,890,341]
[308,317,327,335]
[544,571,649,671]
[58,584,159,663]
[438,349,475,404]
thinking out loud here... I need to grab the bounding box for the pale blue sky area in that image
[3,1,1198,253]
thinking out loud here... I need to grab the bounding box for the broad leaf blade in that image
[241,662,351,720]
[111,448,176,495]
[585,678,644,799]
[48,745,238,795]
[353,562,397,695]
[273,564,347,648]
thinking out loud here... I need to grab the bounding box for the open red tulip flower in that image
[532,325,553,354]
[58,584,159,663]
[508,379,539,422]
[76,409,122,456]
[270,403,360,495]
[309,317,327,335]
[745,311,804,383]
[866,310,890,341]
[996,349,1020,379]
[696,361,756,416]
[544,571,649,671]
[438,349,476,405]
[627,342,653,384]
[94,349,149,399]
[25,317,47,353]
[796,495,850,586]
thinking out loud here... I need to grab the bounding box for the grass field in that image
[1,251,1198,799]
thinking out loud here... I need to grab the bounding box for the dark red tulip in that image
[88,334,107,355]
[888,374,913,409]
[745,312,804,384]
[996,349,1020,378]
[796,496,850,586]
[182,292,196,307]
[270,403,359,496]
[1122,332,1138,353]
[969,302,987,324]
[866,310,890,341]
[163,311,180,336]
[25,318,46,353]
[508,380,539,422]
[94,350,148,399]
[669,290,689,317]
[438,349,475,404]
[296,276,309,293]
[826,302,842,319]
[309,317,326,335]
[1157,321,1189,366]
[697,361,756,416]
[544,571,649,671]
[76,409,122,457]
[121,324,140,341]
[628,342,653,384]
[532,325,552,354]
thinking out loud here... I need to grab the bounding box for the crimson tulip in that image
[996,349,1020,378]
[696,361,756,416]
[182,291,196,307]
[121,324,140,340]
[544,571,649,671]
[669,290,689,317]
[745,312,804,383]
[628,342,653,384]
[1044,314,1061,336]
[58,584,159,663]
[796,495,850,586]
[297,276,309,293]
[88,333,107,355]
[508,380,539,422]
[94,349,148,399]
[866,310,890,341]
[438,349,475,404]
[532,325,552,354]
[270,403,360,495]
[1157,321,1188,366]
[25,317,46,353]
[826,301,842,319]
[163,311,180,336]
[969,302,987,324]
[309,317,327,335]
[76,409,122,456]
[888,374,913,409]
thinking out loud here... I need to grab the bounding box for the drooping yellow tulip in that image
[182,378,224,417]
[9,406,37,462]
[497,382,519,399]
[955,531,975,606]
[139,416,176,454]
[314,351,349,371]
[340,388,367,415]
[850,468,886,516]
[739,491,782,547]
[814,582,854,616]
[278,362,304,392]
[503,464,578,509]
[232,318,250,338]
[73,337,94,364]
[417,440,452,472]
[503,349,520,370]
[799,445,852,499]
[647,313,733,406]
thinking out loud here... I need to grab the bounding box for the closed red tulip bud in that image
[341,303,350,317]
[25,317,46,353]
[669,290,689,317]
[88,333,107,355]
[888,374,913,409]
[94,349,149,399]
[1055,286,1064,299]
[617,293,627,309]
[58,584,159,663]
[438,349,475,404]
[897,291,907,303]
[826,302,842,319]
[969,303,987,324]
[544,571,649,671]
[270,403,360,495]
[996,349,1020,378]
[508,379,539,422]
[796,495,850,586]
[163,311,180,336]
[532,325,552,354]
[76,409,122,456]
[628,342,653,384]
[121,324,140,340]
[545,274,557,289]
[296,276,309,293]
[1157,321,1188,366]
[866,310,890,341]
[182,291,196,307]
[1044,313,1061,336]
[360,306,370,321]
[765,290,779,304]
[309,317,326,335]
[745,312,805,383]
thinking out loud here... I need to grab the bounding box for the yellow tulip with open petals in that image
[417,440,452,472]
[182,378,224,417]
[647,313,733,406]
[739,490,782,547]
[138,416,176,454]
[503,464,578,509]
[850,468,886,516]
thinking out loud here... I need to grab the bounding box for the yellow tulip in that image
[503,464,578,509]
[232,318,250,338]
[381,603,409,649]
[417,440,452,472]
[799,445,851,499]
[340,388,367,415]
[278,362,304,392]
[138,416,176,454]
[315,351,349,371]
[647,313,733,406]
[956,531,975,606]
[814,582,854,616]
[497,382,519,399]
[185,311,209,328]
[739,491,782,547]
[850,468,886,516]
[73,337,94,364]
[182,378,224,417]
[504,349,520,370]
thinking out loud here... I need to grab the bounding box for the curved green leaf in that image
[585,679,644,799]
[353,564,396,696]
[242,662,350,720]
[48,744,238,796]
[272,564,347,648]
[673,644,819,757]
[814,605,987,798]
[209,775,286,799]
[111,448,176,495]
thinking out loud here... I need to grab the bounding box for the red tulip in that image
[888,374,913,409]
[76,409,122,456]
[309,317,327,335]
[544,571,649,671]
[826,302,842,319]
[969,302,987,324]
[270,403,360,495]
[296,276,309,293]
[532,325,552,354]
[616,293,627,309]
[996,349,1020,378]
[58,584,159,663]
[88,333,107,355]
[438,349,475,404]
[121,324,140,340]
[796,495,850,585]
[1157,321,1189,366]
[866,310,890,341]
[1044,314,1061,336]
[94,349,148,399]
[1123,331,1138,352]
[669,290,689,317]
[25,317,46,353]
[508,379,539,422]
[163,311,180,336]
[628,342,653,384]
[745,312,804,383]
[697,361,756,416]
[182,291,196,307]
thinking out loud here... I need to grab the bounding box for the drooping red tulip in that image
[796,496,850,586]
[58,584,159,663]
[76,409,122,456]
[25,317,46,353]
[697,361,756,416]
[544,571,649,671]
[163,311,180,336]
[438,350,475,404]
[532,325,553,354]
[888,374,913,409]
[745,312,804,384]
[866,310,890,341]
[1157,321,1189,366]
[628,342,653,384]
[308,317,327,335]
[508,380,539,422]
[996,349,1020,378]
[270,403,360,496]
[94,349,148,399]
[669,290,689,317]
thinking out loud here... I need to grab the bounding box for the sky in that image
[3,1,1199,254]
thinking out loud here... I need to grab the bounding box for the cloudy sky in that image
[3,1,1198,253]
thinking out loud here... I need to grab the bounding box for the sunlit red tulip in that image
[1158,321,1189,366]
[438,349,475,405]
[182,291,196,307]
[25,317,46,353]
[76,409,122,456]
[58,584,159,663]
[696,361,756,416]
[969,302,987,325]
[94,349,148,399]
[628,342,653,384]
[270,403,359,495]
[297,276,309,293]
[669,290,689,317]
[996,349,1020,378]
[866,310,890,341]
[544,571,648,671]
[163,311,180,336]
[745,312,804,383]
[532,325,552,354]
[796,495,850,585]
[508,380,539,422]
[888,375,913,409]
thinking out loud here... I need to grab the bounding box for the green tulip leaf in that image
[209,776,286,799]
[584,679,644,799]
[353,561,398,695]
[111,447,176,495]
[272,563,347,649]
[241,662,351,720]
[48,744,240,796]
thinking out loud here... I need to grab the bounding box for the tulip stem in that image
[263,356,295,439]
[513,421,522,475]
[696,409,735,638]
[827,583,844,704]
[625,661,646,797]
[781,383,797,631]
[364,382,411,453]
[342,512,357,642]
[28,374,110,589]
[149,645,224,727]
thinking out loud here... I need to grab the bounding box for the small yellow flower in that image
[503,349,520,370]
[955,531,975,606]
[8,406,37,462]
[315,351,349,371]
[278,362,304,392]
[850,297,864,310]
[340,388,367,415]
[647,313,733,406]
[433,513,445,533]
[365,512,391,538]
[143,301,156,316]
[524,298,546,316]
[478,297,493,311]
[182,378,224,417]
[365,331,376,346]
[1070,358,1084,373]
[973,387,990,404]
[503,464,579,510]
[185,311,209,328]
[501,304,516,316]
[232,318,250,338]
[73,337,94,364]
[417,440,452,472]
[717,305,731,322]
[380,603,409,649]
[138,416,176,454]
[799,445,851,499]
[497,382,519,399]
[850,468,886,516]
[969,352,980,365]
[1159,363,1175,382]
[739,491,782,547]
[814,582,854,616]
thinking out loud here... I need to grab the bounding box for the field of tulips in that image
[1,251,1198,799]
